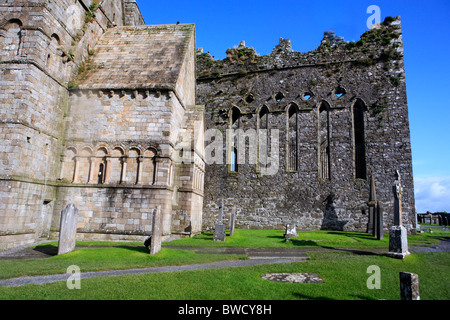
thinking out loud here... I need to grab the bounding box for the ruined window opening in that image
[353,100,367,179]
[319,103,331,180]
[287,104,298,171]
[230,147,238,172]
[335,86,346,98]
[303,93,311,100]
[229,107,241,173]
[246,94,255,104]
[259,106,269,170]
[275,92,284,102]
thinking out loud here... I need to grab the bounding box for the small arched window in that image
[2,19,23,57]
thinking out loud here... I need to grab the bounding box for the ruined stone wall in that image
[197,17,415,233]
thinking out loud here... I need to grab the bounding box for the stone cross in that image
[57,204,78,255]
[150,206,163,255]
[400,272,420,300]
[213,198,226,241]
[393,169,403,226]
[388,170,409,259]
[229,206,236,237]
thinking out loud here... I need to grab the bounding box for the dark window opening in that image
[98,163,105,184]
[230,147,238,172]
[275,92,284,102]
[354,101,367,179]
[335,86,346,98]
[287,104,298,171]
[319,103,331,180]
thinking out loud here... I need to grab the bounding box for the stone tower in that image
[0,0,204,250]
[197,17,416,233]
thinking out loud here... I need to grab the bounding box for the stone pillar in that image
[213,198,226,241]
[88,157,95,184]
[400,272,420,300]
[388,170,409,259]
[73,157,80,183]
[57,204,78,255]
[136,156,143,184]
[150,206,162,255]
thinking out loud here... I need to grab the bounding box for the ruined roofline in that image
[196,16,403,79]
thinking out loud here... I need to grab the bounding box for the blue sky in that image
[136,0,450,213]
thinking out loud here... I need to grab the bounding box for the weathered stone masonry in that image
[0,0,204,250]
[197,17,415,233]
[0,1,416,252]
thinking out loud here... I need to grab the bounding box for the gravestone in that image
[284,224,298,241]
[229,206,236,236]
[388,170,410,259]
[400,272,420,300]
[150,206,163,255]
[367,168,377,235]
[57,204,78,255]
[213,199,226,241]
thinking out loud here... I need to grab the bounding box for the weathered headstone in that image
[57,204,78,255]
[367,168,377,235]
[400,272,420,300]
[388,170,409,259]
[229,206,236,237]
[213,199,226,241]
[150,206,162,255]
[284,224,298,241]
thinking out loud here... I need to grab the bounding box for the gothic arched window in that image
[319,102,331,180]
[353,99,367,179]
[287,103,299,171]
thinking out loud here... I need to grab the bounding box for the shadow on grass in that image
[292,292,336,300]
[32,244,58,257]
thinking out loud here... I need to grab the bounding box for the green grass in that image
[0,245,246,280]
[0,229,448,300]
[164,228,446,249]
[1,251,448,300]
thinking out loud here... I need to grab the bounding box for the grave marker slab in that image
[400,272,420,300]
[57,204,78,255]
[150,206,162,255]
[213,199,226,241]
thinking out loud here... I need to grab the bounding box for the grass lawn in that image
[0,229,448,300]
[164,228,447,249]
[1,251,448,300]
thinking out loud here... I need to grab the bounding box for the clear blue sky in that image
[137,0,450,213]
